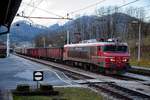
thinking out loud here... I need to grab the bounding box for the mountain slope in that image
[10,20,47,42]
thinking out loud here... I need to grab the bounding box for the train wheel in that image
[83,64,88,71]
[93,65,99,72]
[73,62,78,67]
[89,64,93,72]
[105,70,110,74]
[65,61,69,65]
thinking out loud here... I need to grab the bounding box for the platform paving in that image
[0,90,3,100]
[0,55,76,90]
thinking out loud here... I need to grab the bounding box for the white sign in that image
[33,71,43,81]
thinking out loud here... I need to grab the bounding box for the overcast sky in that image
[13,0,150,26]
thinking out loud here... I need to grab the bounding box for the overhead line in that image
[18,0,142,23]
[117,0,141,9]
[69,0,140,16]
[16,15,73,20]
[22,2,64,18]
[108,0,141,13]
[66,0,142,26]
[69,0,107,14]
[22,0,34,13]
[28,0,44,16]
[98,0,141,16]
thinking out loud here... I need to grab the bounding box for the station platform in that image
[0,55,76,90]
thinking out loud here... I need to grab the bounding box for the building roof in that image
[0,0,22,34]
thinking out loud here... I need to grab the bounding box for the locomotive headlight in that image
[122,58,128,62]
[110,58,115,62]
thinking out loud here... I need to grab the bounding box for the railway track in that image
[129,66,150,76]
[90,83,150,100]
[122,72,150,82]
[15,54,150,99]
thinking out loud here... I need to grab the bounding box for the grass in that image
[13,96,51,100]
[130,59,150,68]
[129,45,150,68]
[128,35,150,68]
[13,87,103,100]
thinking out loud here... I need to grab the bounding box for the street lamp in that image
[131,20,141,62]
[6,33,10,57]
[42,37,46,48]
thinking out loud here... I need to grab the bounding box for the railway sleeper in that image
[108,83,150,99]
[91,84,132,100]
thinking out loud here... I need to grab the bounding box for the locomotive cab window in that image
[102,45,128,52]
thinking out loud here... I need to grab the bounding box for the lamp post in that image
[6,33,10,57]
[67,13,70,44]
[131,21,141,62]
[67,30,69,44]
[138,22,141,62]
[42,37,46,48]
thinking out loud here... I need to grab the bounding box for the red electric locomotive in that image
[15,39,130,74]
[63,39,130,74]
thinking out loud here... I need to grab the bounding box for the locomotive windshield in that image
[103,45,128,52]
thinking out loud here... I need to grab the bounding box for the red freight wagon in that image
[46,47,63,61]
[27,48,31,56]
[32,49,39,58]
[37,48,47,58]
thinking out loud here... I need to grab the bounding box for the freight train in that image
[0,42,7,58]
[15,39,131,74]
